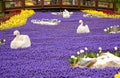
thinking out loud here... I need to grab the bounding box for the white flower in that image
[110,26,113,28]
[80,49,84,53]
[107,28,109,30]
[3,39,6,42]
[98,47,102,51]
[71,55,76,58]
[84,47,88,50]
[104,29,107,32]
[77,51,80,55]
[114,46,118,51]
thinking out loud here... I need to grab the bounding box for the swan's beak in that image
[14,35,16,38]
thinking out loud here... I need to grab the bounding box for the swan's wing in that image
[85,24,88,27]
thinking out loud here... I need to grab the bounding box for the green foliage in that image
[116,1,120,12]
[109,0,114,2]
[69,57,78,66]
[104,29,111,33]
[118,8,120,12]
[113,51,120,57]
[0,1,2,10]
[117,0,120,2]
[88,52,98,58]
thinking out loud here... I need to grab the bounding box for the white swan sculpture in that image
[10,30,31,49]
[63,9,72,18]
[77,20,90,33]
[51,9,73,18]
[83,14,93,18]
[31,19,61,25]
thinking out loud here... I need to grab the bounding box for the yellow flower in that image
[81,10,120,18]
[0,9,35,30]
[114,72,120,78]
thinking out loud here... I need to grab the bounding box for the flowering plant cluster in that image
[104,25,120,34]
[69,47,120,66]
[81,10,120,18]
[0,9,35,30]
[102,10,117,15]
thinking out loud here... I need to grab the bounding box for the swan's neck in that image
[80,22,84,26]
[14,35,19,38]
[14,35,16,38]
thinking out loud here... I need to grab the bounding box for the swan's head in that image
[13,30,20,37]
[64,9,69,13]
[64,9,67,12]
[79,20,83,24]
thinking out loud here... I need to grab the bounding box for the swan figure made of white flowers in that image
[77,20,90,34]
[63,9,72,18]
[10,30,31,49]
[31,19,61,25]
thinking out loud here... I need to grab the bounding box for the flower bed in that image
[0,11,120,78]
[0,9,35,30]
[69,47,120,68]
[81,10,120,18]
